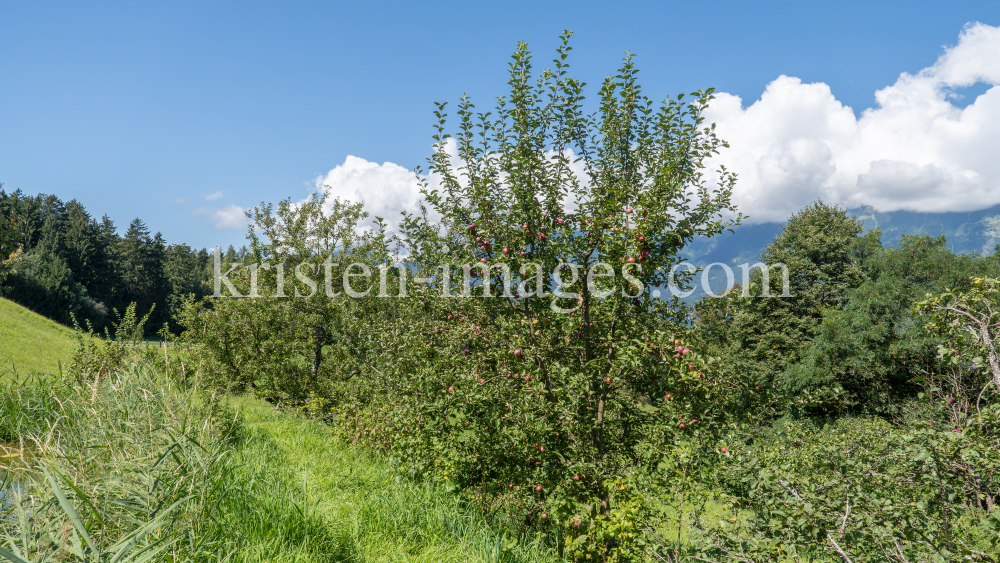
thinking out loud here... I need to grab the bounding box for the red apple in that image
[535,485,542,492]
[720,447,728,453]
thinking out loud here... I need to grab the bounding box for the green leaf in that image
[45,466,99,556]
[0,546,30,563]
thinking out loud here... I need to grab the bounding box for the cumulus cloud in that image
[704,22,1000,223]
[204,191,224,201]
[193,204,248,230]
[315,154,440,232]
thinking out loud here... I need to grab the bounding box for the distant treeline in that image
[0,187,246,332]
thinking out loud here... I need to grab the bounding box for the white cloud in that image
[193,204,248,230]
[704,22,1000,223]
[204,191,224,201]
[315,154,439,232]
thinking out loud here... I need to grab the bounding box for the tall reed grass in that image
[0,361,232,562]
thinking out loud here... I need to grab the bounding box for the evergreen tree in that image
[61,200,101,290]
[113,218,170,329]
[164,243,212,331]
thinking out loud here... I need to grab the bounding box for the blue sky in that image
[2,1,998,249]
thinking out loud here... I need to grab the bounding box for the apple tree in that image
[386,32,741,557]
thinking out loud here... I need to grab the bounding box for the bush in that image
[693,406,1000,562]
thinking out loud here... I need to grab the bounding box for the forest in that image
[0,187,229,332]
[3,35,1000,563]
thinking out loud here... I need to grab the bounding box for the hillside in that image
[0,296,78,377]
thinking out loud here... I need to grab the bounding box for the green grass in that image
[0,297,77,378]
[212,395,561,563]
[1,359,562,562]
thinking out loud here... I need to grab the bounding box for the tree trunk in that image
[311,324,325,384]
[977,321,1000,391]
[311,340,322,383]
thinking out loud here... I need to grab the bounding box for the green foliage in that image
[176,192,387,400]
[175,33,743,560]
[3,249,92,326]
[788,235,999,412]
[696,408,1000,562]
[376,31,741,558]
[715,203,866,406]
[917,276,1000,395]
[68,302,151,382]
[0,209,22,286]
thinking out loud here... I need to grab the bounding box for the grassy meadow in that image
[0,297,77,378]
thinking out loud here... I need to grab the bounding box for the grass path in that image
[216,396,560,563]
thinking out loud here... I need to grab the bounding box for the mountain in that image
[676,204,1000,301]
